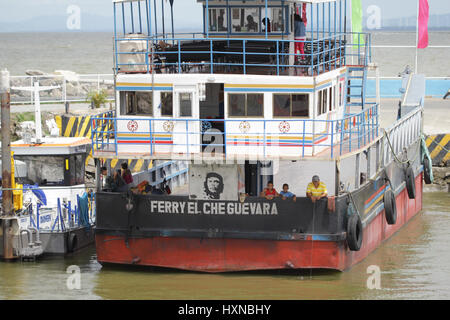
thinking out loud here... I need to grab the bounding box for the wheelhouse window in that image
[207,6,287,35]
[266,7,285,32]
[228,93,263,117]
[120,91,153,116]
[179,92,193,117]
[329,86,334,112]
[318,89,328,116]
[208,8,228,32]
[231,7,259,33]
[273,94,309,117]
[161,92,173,116]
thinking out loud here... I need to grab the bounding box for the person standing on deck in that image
[306,175,327,203]
[262,17,271,33]
[121,162,133,188]
[294,14,306,62]
[100,166,115,192]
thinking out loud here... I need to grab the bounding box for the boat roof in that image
[11,137,91,156]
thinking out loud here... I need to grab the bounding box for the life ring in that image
[346,213,363,251]
[405,166,416,199]
[383,189,397,225]
[423,157,433,184]
[67,232,78,253]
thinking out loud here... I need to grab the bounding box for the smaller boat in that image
[10,137,95,258]
[0,80,95,260]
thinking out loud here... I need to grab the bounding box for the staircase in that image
[344,65,368,118]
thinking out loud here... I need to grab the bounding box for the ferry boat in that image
[91,0,432,272]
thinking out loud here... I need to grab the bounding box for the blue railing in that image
[115,32,371,76]
[91,104,379,159]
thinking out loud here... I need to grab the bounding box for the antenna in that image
[11,82,60,144]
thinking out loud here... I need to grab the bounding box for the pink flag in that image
[417,0,429,49]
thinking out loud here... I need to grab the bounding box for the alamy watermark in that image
[366,265,381,290]
[67,4,81,30]
[66,265,81,290]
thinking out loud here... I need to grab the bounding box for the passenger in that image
[280,183,297,202]
[306,175,328,203]
[121,162,133,186]
[294,13,306,61]
[260,181,279,200]
[217,15,227,32]
[100,166,115,192]
[246,15,258,32]
[113,169,128,192]
[262,17,271,33]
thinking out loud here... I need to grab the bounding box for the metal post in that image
[1,69,14,259]
[154,0,158,37]
[33,82,43,143]
[169,0,174,42]
[206,0,209,38]
[264,0,268,39]
[161,0,166,39]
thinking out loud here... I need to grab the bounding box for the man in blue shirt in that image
[280,183,297,202]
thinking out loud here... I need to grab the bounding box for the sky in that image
[0,0,449,31]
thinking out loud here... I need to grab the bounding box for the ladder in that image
[344,65,368,118]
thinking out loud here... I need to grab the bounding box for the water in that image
[0,191,449,300]
[1,31,450,77]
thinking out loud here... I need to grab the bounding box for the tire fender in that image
[384,189,397,225]
[67,232,78,253]
[405,166,416,199]
[423,157,433,184]
[347,213,363,251]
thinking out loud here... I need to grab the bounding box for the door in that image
[173,85,200,154]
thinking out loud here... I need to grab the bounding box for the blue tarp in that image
[77,192,90,228]
[23,184,47,206]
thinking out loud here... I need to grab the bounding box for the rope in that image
[383,129,421,166]
[309,201,316,279]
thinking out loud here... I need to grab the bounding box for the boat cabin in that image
[11,137,90,208]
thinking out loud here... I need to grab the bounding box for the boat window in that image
[329,86,334,112]
[136,92,153,115]
[161,92,173,116]
[270,7,285,32]
[179,92,193,117]
[273,94,309,117]
[208,8,228,32]
[228,93,263,117]
[231,7,259,33]
[292,94,309,117]
[318,88,328,116]
[120,91,153,116]
[70,154,85,186]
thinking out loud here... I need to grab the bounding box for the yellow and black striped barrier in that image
[426,134,450,167]
[55,112,113,139]
[54,112,152,172]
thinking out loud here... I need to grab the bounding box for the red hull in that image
[95,174,423,272]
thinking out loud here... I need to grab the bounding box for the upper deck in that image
[113,0,371,77]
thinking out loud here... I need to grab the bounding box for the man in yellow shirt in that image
[306,175,327,203]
